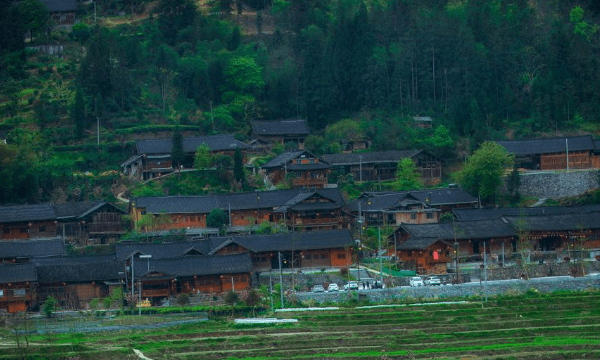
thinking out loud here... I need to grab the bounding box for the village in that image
[2,121,600,314]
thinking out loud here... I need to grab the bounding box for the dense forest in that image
[1,0,600,204]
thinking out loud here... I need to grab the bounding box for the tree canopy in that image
[458,142,514,203]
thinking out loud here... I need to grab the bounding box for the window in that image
[0,290,3,297]
[39,226,46,232]
[321,254,328,259]
[13,289,26,297]
[20,228,28,233]
[410,213,417,219]
[426,212,434,219]
[337,254,346,259]
[3,229,9,234]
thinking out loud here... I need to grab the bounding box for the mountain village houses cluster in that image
[1,119,600,313]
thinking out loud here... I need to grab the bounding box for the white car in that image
[312,285,325,293]
[327,283,339,292]
[343,281,359,290]
[424,276,442,286]
[409,277,424,287]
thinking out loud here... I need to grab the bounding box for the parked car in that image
[343,281,359,290]
[424,276,442,286]
[409,277,424,287]
[312,285,325,293]
[327,283,339,292]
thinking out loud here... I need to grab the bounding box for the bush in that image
[178,293,191,307]
[43,296,57,318]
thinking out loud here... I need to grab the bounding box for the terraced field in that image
[3,291,600,359]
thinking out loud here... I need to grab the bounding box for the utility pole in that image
[278,252,284,309]
[378,227,383,287]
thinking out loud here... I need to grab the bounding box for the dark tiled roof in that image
[53,201,109,219]
[262,150,330,170]
[251,119,310,136]
[453,205,600,221]
[401,219,516,240]
[136,135,250,155]
[410,189,478,206]
[41,0,76,12]
[0,263,37,284]
[35,256,124,283]
[133,188,345,215]
[115,241,211,260]
[496,135,595,156]
[347,189,477,213]
[135,253,253,277]
[0,238,66,258]
[322,150,423,166]
[212,230,353,253]
[0,204,56,223]
[504,212,600,232]
[396,238,451,250]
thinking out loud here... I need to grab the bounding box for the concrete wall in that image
[516,169,599,198]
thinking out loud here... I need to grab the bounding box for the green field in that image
[3,290,600,359]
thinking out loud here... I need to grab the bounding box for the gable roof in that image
[135,253,253,277]
[0,202,125,224]
[133,188,345,215]
[251,119,310,136]
[34,256,124,283]
[504,212,600,232]
[400,218,516,240]
[496,135,595,156]
[0,263,37,284]
[0,238,66,259]
[115,241,211,260]
[322,150,424,166]
[347,188,477,213]
[262,150,330,170]
[136,135,250,155]
[211,230,353,254]
[41,0,77,12]
[0,204,56,223]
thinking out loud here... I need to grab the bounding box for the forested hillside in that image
[1,0,600,205]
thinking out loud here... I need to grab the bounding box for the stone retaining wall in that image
[516,170,599,198]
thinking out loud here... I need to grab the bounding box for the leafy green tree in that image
[18,0,49,42]
[233,147,245,185]
[194,143,213,170]
[155,0,197,45]
[458,142,513,203]
[171,127,185,170]
[43,296,57,318]
[207,208,228,229]
[395,158,423,191]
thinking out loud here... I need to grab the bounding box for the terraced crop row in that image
[4,291,600,359]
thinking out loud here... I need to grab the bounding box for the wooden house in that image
[121,135,250,180]
[395,238,453,275]
[322,150,442,184]
[54,202,127,244]
[392,218,517,274]
[251,119,310,150]
[0,202,126,244]
[496,135,600,170]
[347,188,478,227]
[0,238,66,264]
[0,204,57,240]
[34,256,125,309]
[261,150,331,189]
[130,188,349,233]
[41,0,77,26]
[209,230,354,271]
[132,254,253,302]
[413,116,433,129]
[0,263,37,313]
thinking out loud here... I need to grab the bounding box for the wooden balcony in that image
[142,289,171,298]
[292,177,328,188]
